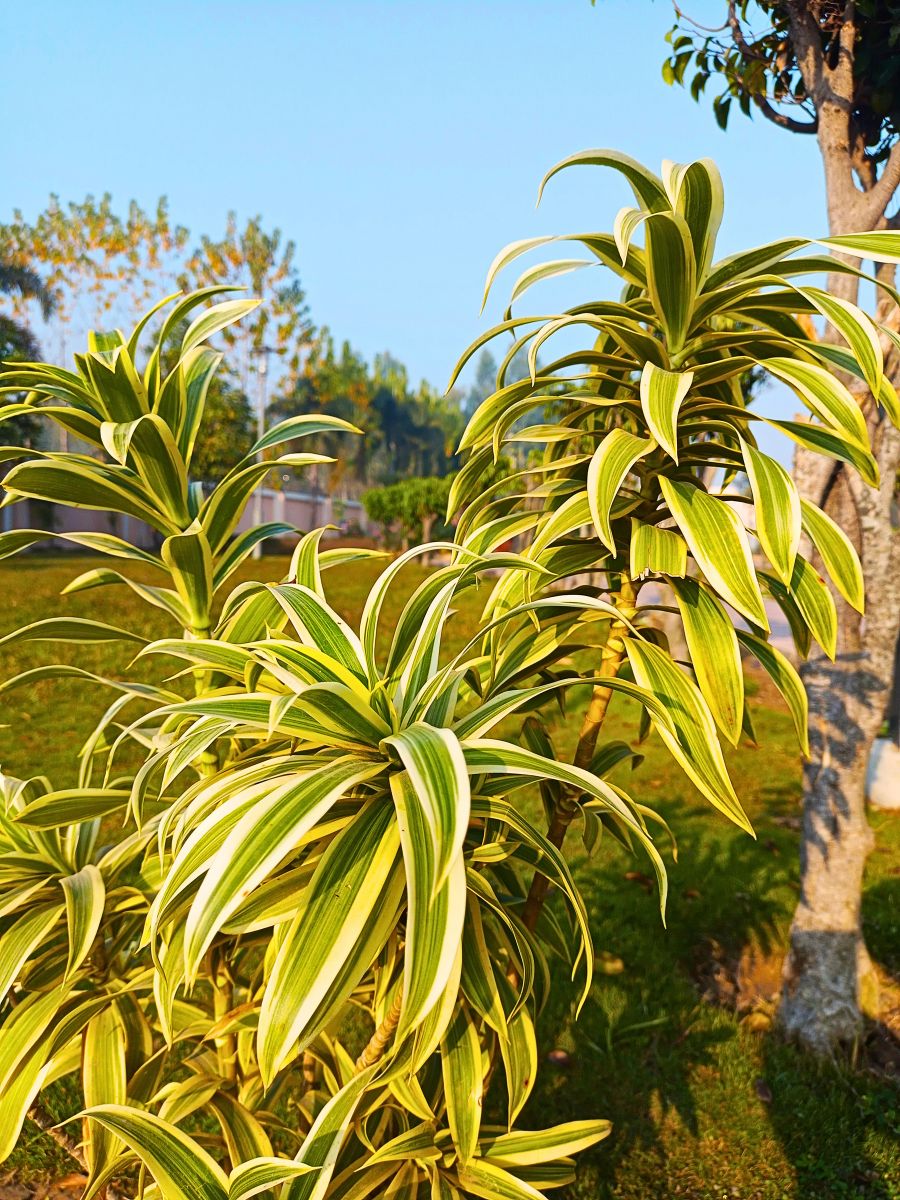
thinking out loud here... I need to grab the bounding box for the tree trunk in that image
[420,513,435,565]
[887,630,900,745]
[774,7,900,1045]
[782,393,900,1050]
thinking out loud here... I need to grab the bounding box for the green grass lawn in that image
[2,556,899,1199]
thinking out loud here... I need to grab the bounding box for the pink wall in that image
[1,488,368,551]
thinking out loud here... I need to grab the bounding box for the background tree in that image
[0,196,189,350]
[182,213,315,394]
[0,317,43,449]
[1,201,466,494]
[361,474,454,549]
[646,0,900,1052]
[466,348,500,414]
[271,340,465,497]
[0,201,315,400]
[283,333,381,491]
[0,260,55,451]
[466,346,539,414]
[0,258,56,451]
[0,261,55,319]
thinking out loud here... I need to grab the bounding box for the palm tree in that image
[0,259,54,448]
[0,261,55,319]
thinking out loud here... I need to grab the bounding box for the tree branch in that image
[727,0,769,62]
[670,3,728,34]
[831,1,857,98]
[749,88,818,133]
[26,1103,86,1170]
[784,0,827,100]
[861,140,900,226]
[850,125,878,191]
[355,988,403,1071]
[784,1,867,227]
[721,1,818,132]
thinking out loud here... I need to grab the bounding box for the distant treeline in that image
[0,197,516,497]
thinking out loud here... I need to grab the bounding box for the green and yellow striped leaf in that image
[257,799,402,1084]
[182,298,262,357]
[796,286,883,397]
[736,631,809,757]
[629,521,687,578]
[161,523,214,632]
[60,864,105,979]
[644,210,696,351]
[83,1009,127,1179]
[228,1157,316,1200]
[284,1066,379,1200]
[79,1106,228,1200]
[762,358,868,446]
[625,637,750,832]
[384,723,470,892]
[182,758,385,980]
[587,429,654,551]
[800,498,864,614]
[441,1004,484,1164]
[269,584,367,680]
[666,157,724,281]
[100,413,190,525]
[671,578,744,746]
[479,1119,612,1166]
[249,413,360,456]
[639,363,692,461]
[741,440,800,585]
[819,231,900,263]
[0,616,146,648]
[789,554,838,659]
[390,771,466,1042]
[659,478,768,629]
[456,1159,545,1200]
[0,905,62,1000]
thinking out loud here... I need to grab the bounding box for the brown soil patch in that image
[0,1175,86,1200]
[693,936,900,1076]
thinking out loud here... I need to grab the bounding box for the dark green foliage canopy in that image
[270,335,465,491]
[662,1,900,160]
[361,475,454,545]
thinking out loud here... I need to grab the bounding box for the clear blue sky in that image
[2,0,824,453]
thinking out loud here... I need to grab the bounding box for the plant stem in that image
[28,1104,125,1200]
[212,968,237,1083]
[521,585,634,933]
[27,1102,86,1170]
[301,1050,317,1090]
[189,622,219,776]
[355,988,403,1072]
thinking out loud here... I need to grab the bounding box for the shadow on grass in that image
[863,875,900,982]
[521,822,789,1197]
[759,1033,900,1200]
[521,812,900,1199]
[761,863,900,1200]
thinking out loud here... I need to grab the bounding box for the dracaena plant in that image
[0,287,356,641]
[447,150,900,884]
[0,543,634,1197]
[2,152,899,1200]
[0,293,367,1188]
[0,293,621,1196]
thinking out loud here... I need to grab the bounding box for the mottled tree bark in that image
[782,424,900,1049]
[774,2,900,1051]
